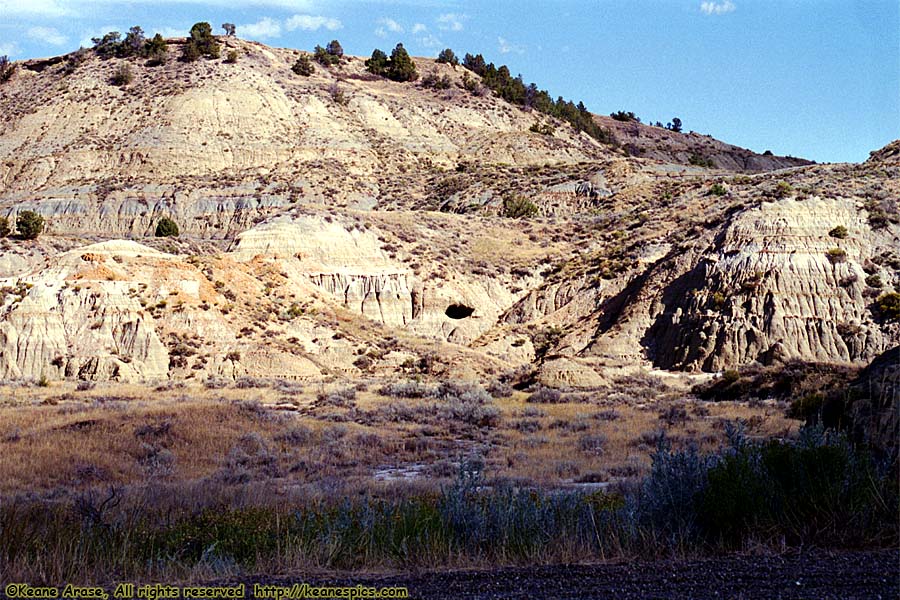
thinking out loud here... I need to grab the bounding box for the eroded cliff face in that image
[231,216,519,344]
[0,40,896,385]
[584,195,899,371]
[0,188,896,384]
[0,242,172,381]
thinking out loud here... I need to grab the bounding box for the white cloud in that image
[700,1,736,15]
[0,0,73,18]
[0,42,20,57]
[437,13,466,32]
[239,17,282,40]
[148,26,193,39]
[378,18,404,33]
[0,0,318,19]
[78,25,122,50]
[418,34,442,49]
[285,14,341,31]
[411,23,427,34]
[498,36,523,55]
[27,26,68,46]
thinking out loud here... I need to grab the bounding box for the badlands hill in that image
[0,37,897,385]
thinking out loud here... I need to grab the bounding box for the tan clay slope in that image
[596,115,813,171]
[0,38,613,236]
[0,38,812,238]
[0,37,894,385]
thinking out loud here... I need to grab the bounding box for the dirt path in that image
[252,549,898,600]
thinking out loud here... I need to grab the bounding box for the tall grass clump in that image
[633,424,897,553]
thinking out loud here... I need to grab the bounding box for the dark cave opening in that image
[445,304,475,319]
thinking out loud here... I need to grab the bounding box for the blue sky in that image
[1,0,897,163]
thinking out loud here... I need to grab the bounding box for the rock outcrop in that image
[585,195,900,371]
[0,39,896,385]
[0,241,171,381]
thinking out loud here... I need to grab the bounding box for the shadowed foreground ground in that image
[234,549,898,600]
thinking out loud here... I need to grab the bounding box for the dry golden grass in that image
[0,378,798,496]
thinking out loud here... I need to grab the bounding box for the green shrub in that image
[328,83,348,106]
[641,425,896,549]
[610,110,639,122]
[436,48,459,65]
[180,42,201,62]
[708,183,727,196]
[825,248,847,264]
[325,40,343,58]
[365,44,418,81]
[721,369,740,384]
[121,26,146,57]
[291,54,313,76]
[0,216,9,237]
[864,274,883,288]
[16,211,44,239]
[773,181,793,198]
[710,291,727,311]
[387,43,418,82]
[863,197,899,229]
[874,292,900,321]
[224,50,239,64]
[110,63,133,86]
[0,55,16,83]
[421,71,452,90]
[502,194,538,218]
[787,393,825,420]
[155,217,179,237]
[460,72,479,92]
[143,34,168,66]
[314,44,340,66]
[688,153,715,168]
[828,225,848,239]
[529,122,555,136]
[700,449,768,541]
[365,49,388,76]
[62,48,91,74]
[91,31,122,57]
[182,22,220,62]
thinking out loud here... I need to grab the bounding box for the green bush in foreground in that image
[16,211,44,239]
[502,194,539,218]
[828,225,849,239]
[874,292,900,321]
[155,217,179,237]
[291,54,313,76]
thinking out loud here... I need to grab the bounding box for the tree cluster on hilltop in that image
[87,22,222,65]
[365,43,419,82]
[313,40,344,66]
[460,51,612,144]
[182,22,221,61]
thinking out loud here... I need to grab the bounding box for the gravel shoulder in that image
[250,549,899,600]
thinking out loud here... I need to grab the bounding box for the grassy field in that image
[0,375,893,585]
[0,374,797,494]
